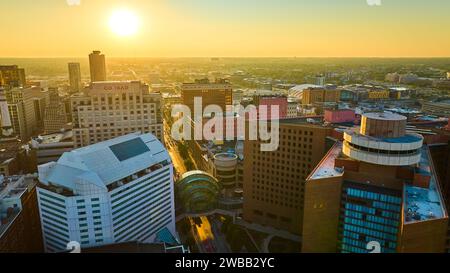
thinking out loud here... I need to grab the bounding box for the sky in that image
[0,0,450,58]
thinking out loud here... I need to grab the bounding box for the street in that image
[189,216,231,253]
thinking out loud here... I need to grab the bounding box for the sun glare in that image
[109,9,139,37]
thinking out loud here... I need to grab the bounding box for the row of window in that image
[346,188,402,204]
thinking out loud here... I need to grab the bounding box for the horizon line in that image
[2,56,450,59]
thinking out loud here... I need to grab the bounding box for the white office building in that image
[71,81,163,148]
[36,132,175,252]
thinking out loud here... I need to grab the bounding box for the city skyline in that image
[1,0,450,58]
[1,0,450,257]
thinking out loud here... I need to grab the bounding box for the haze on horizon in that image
[1,0,450,58]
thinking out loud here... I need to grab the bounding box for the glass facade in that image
[110,137,150,161]
[176,171,221,213]
[338,181,402,253]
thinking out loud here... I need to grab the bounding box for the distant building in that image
[43,88,69,134]
[162,94,182,107]
[30,130,74,165]
[288,84,321,100]
[433,79,450,90]
[89,51,106,82]
[421,101,450,117]
[253,95,288,119]
[5,86,49,141]
[301,87,340,105]
[243,118,333,235]
[385,73,400,83]
[315,75,326,86]
[0,174,44,252]
[68,63,82,93]
[232,89,244,104]
[1,87,37,176]
[0,65,26,88]
[287,100,298,118]
[181,78,232,116]
[37,133,175,252]
[303,112,448,253]
[399,73,419,84]
[71,81,163,147]
[324,109,356,124]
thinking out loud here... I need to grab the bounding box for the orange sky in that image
[1,0,449,57]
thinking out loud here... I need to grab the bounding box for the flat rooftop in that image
[279,116,324,125]
[308,142,344,180]
[363,112,407,121]
[39,133,170,191]
[0,139,23,164]
[32,130,73,144]
[0,175,29,199]
[345,127,423,144]
[0,175,37,238]
[307,142,447,224]
[404,146,447,223]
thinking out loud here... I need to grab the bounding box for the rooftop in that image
[363,112,407,121]
[308,142,344,180]
[279,116,324,125]
[345,127,423,145]
[307,142,447,224]
[0,139,23,165]
[0,174,37,238]
[31,130,73,145]
[38,133,171,192]
[404,146,447,223]
[214,153,238,161]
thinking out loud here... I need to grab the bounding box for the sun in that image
[109,9,139,37]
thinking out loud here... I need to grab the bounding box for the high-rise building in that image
[181,78,232,115]
[302,112,448,253]
[68,63,82,93]
[89,51,106,82]
[4,86,49,141]
[71,81,163,148]
[0,174,44,252]
[1,87,37,175]
[243,118,333,235]
[36,133,175,252]
[43,88,69,134]
[0,87,14,138]
[0,65,26,88]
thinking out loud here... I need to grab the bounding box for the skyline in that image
[0,0,450,58]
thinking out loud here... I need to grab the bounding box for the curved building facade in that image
[176,171,221,214]
[214,153,238,197]
[343,112,423,166]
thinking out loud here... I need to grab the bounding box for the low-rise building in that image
[0,174,44,252]
[30,130,74,165]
